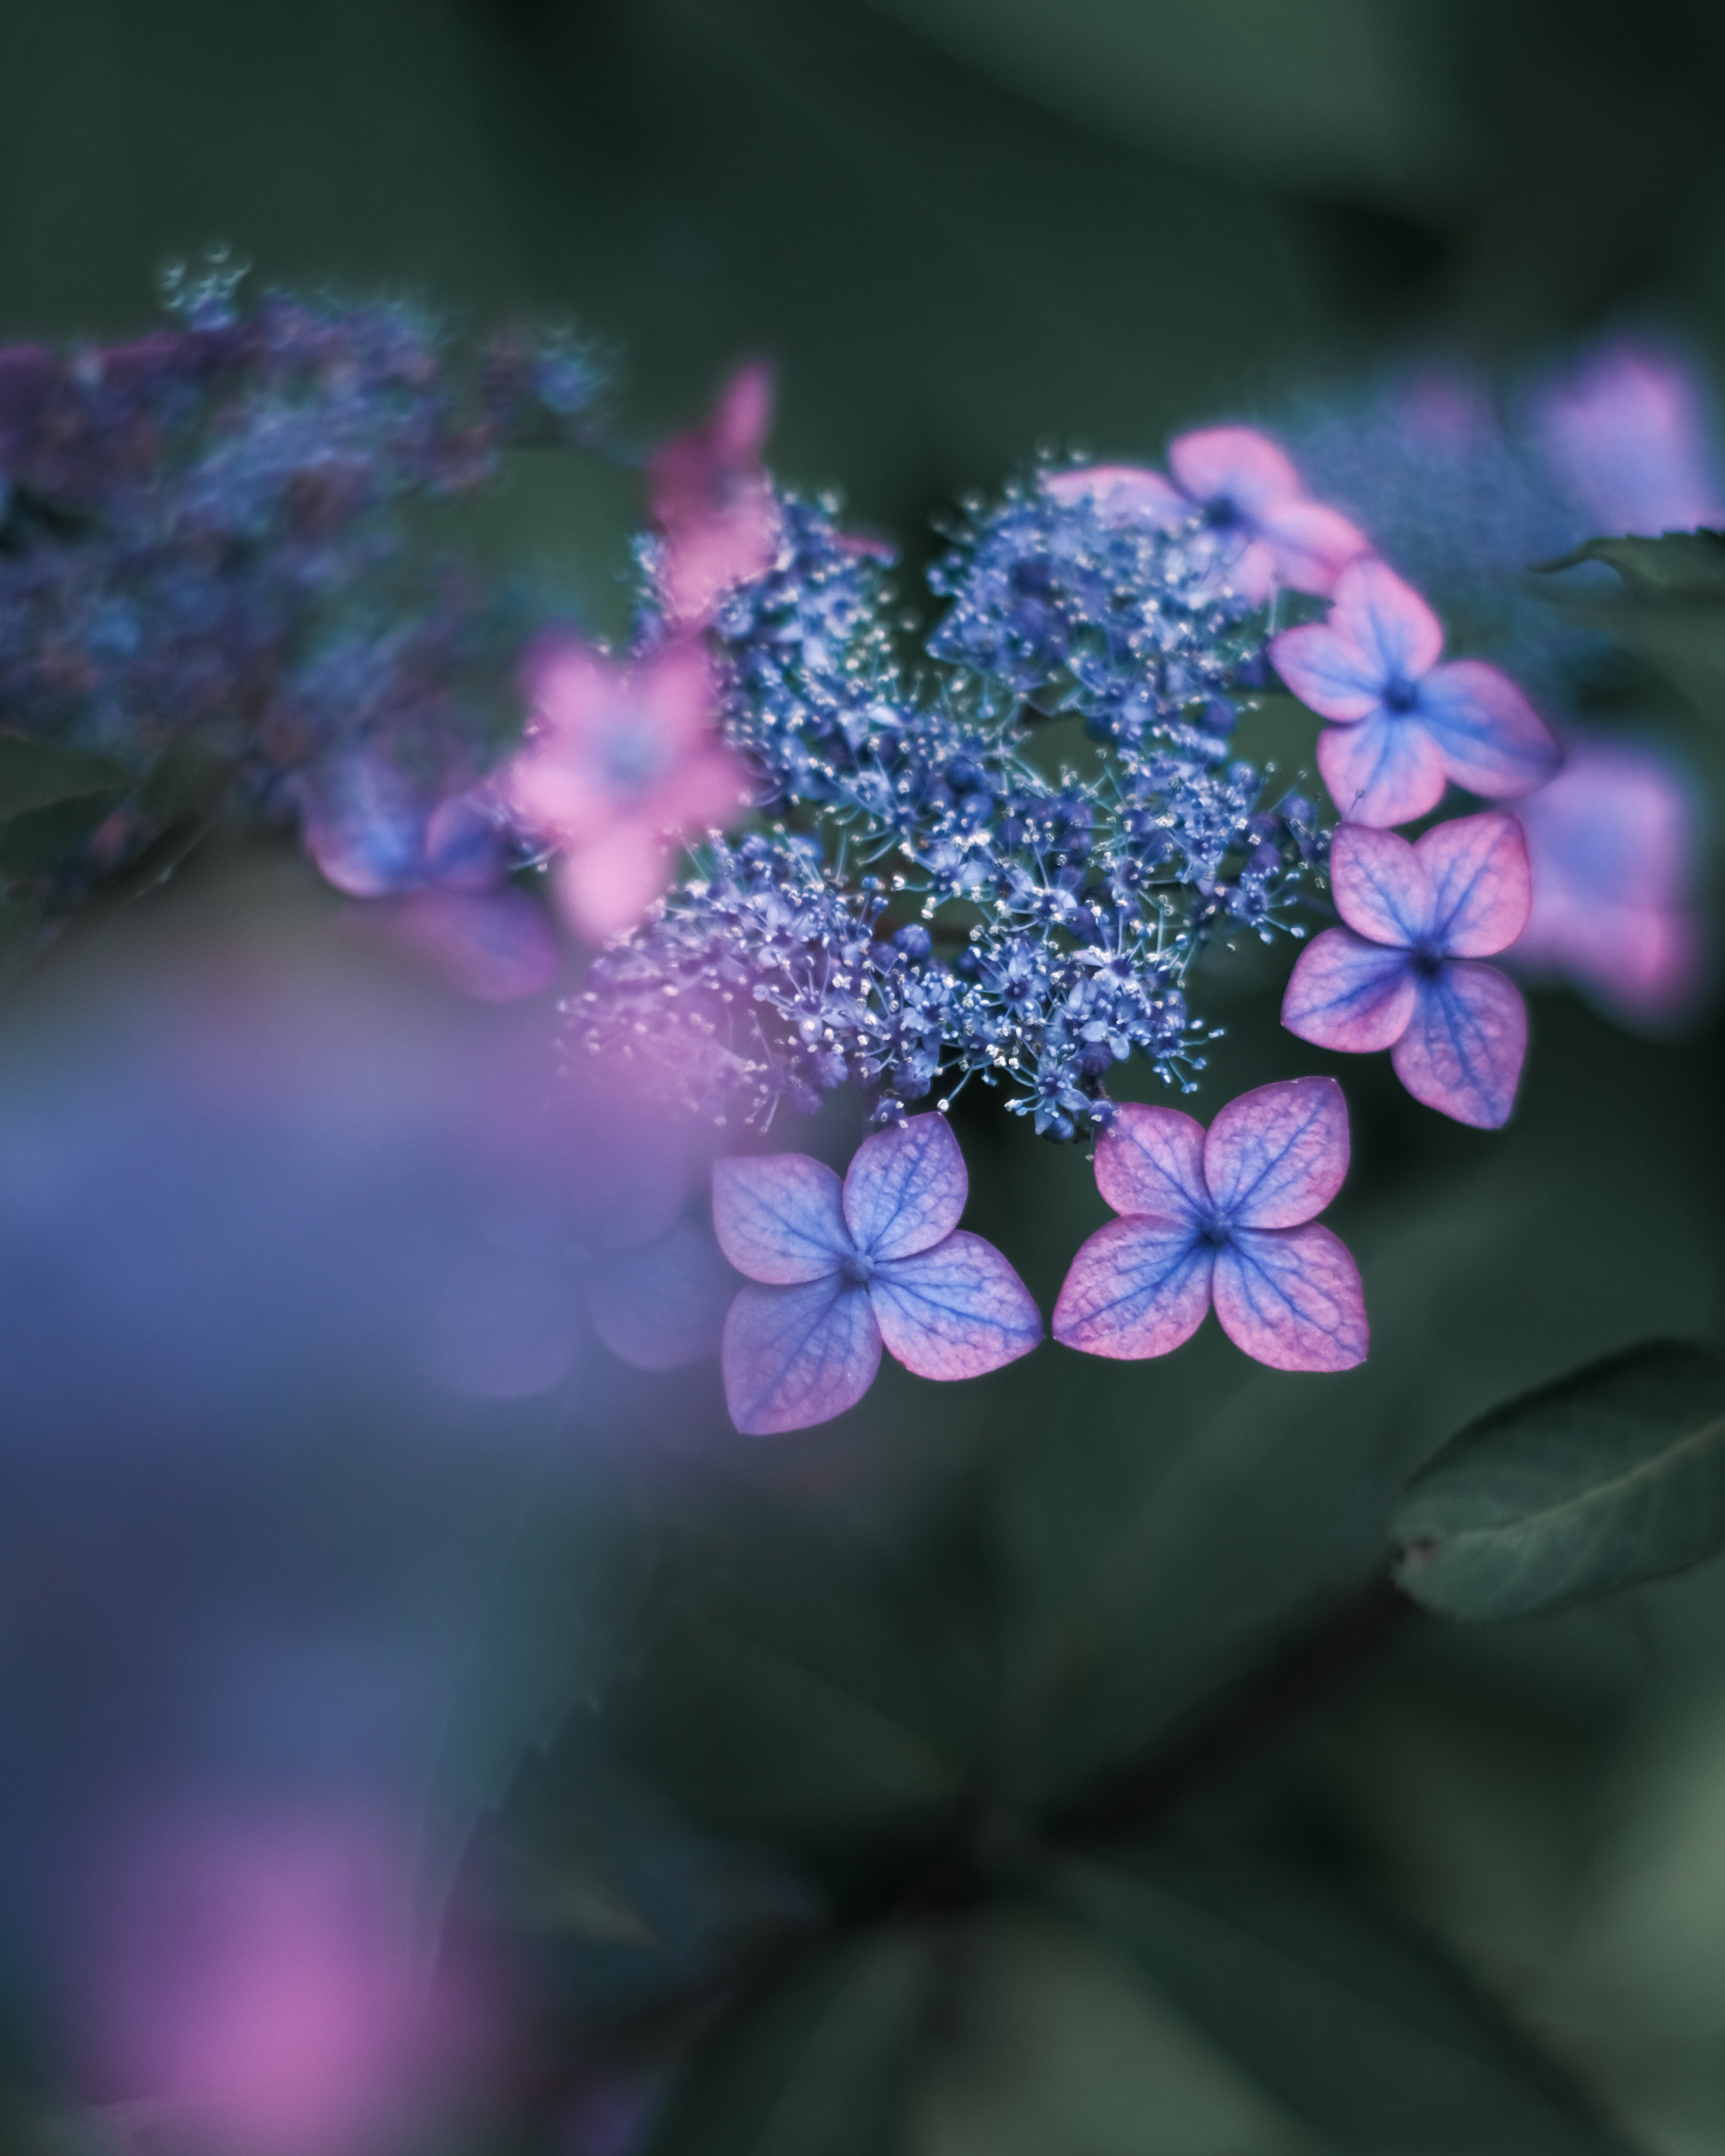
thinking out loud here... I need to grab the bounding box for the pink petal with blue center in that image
[721,1277,883,1435]
[1329,559,1445,685]
[1281,930,1419,1053]
[842,1113,968,1260]
[1316,709,1449,827]
[1328,823,1429,947]
[1393,962,1528,1128]
[1416,813,1531,957]
[870,1231,1043,1380]
[1168,427,1301,517]
[1413,661,1561,802]
[712,1153,849,1283]
[1269,621,1389,721]
[1053,1217,1213,1359]
[1211,1224,1368,1372]
[1204,1076,1351,1231]
[1093,1102,1208,1223]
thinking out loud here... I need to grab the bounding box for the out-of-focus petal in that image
[555,821,671,944]
[1416,812,1531,957]
[842,1113,968,1261]
[1204,1076,1350,1231]
[1168,426,1301,515]
[1211,1224,1367,1372]
[712,1153,848,1284]
[1223,536,1279,606]
[385,889,561,1004]
[869,1231,1042,1379]
[521,640,616,752]
[637,640,723,756]
[1329,559,1445,685]
[710,360,775,465]
[589,1218,735,1370]
[1042,464,1185,526]
[1282,929,1418,1053]
[1415,661,1562,802]
[1532,341,1725,537]
[1052,1217,1213,1359]
[1392,962,1527,1128]
[1317,713,1449,827]
[1092,1102,1208,1223]
[721,1277,882,1435]
[1252,499,1372,597]
[1327,823,1429,947]
[1269,623,1388,721]
[663,744,755,833]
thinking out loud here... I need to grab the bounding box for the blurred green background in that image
[8,4,1725,2152]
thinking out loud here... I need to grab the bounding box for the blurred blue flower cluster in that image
[580,485,1323,1138]
[0,267,601,917]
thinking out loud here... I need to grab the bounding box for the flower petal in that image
[590,1219,735,1370]
[842,1113,967,1261]
[1042,463,1185,526]
[1269,623,1388,721]
[712,1153,849,1284]
[1212,1224,1368,1372]
[555,821,672,943]
[1203,1076,1351,1231]
[1281,929,1418,1053]
[1414,660,1562,801]
[1251,499,1371,597]
[1317,713,1449,827]
[721,1278,882,1435]
[385,888,561,1004]
[1392,963,1528,1128]
[1415,811,1531,957]
[1092,1102,1208,1223]
[1327,822,1429,947]
[1052,1217,1213,1359]
[1168,426,1300,515]
[1329,559,1445,684]
[870,1231,1043,1379]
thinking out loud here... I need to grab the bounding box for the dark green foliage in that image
[1394,1343,1725,1620]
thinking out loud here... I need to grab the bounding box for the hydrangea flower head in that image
[1053,1076,1366,1372]
[1271,559,1560,826]
[504,635,751,943]
[1282,811,1532,1127]
[1512,735,1707,1025]
[713,1114,1041,1434]
[649,362,782,629]
[1048,426,1370,601]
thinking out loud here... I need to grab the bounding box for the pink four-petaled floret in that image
[649,361,782,629]
[713,1115,1042,1434]
[1045,426,1370,602]
[1053,1076,1367,1372]
[1282,811,1533,1129]
[1270,558,1561,828]
[504,635,752,944]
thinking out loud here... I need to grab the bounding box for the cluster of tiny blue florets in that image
[0,264,602,915]
[580,482,1326,1138]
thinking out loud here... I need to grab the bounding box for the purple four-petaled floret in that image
[713,1115,1042,1434]
[1282,811,1533,1129]
[1271,559,1560,828]
[1053,1076,1367,1372]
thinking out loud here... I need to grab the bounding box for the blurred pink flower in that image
[649,362,782,627]
[1533,341,1725,537]
[1046,426,1370,601]
[1511,735,1708,1025]
[505,637,752,944]
[78,1806,435,2156]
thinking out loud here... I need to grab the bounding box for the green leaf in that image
[0,734,132,819]
[610,1512,972,1871]
[1051,1848,1632,2156]
[1540,531,1725,597]
[1391,1341,1725,1621]
[647,1931,941,2156]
